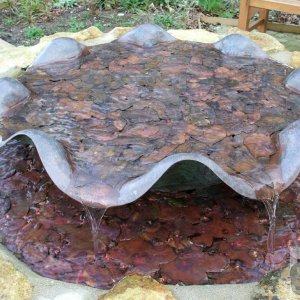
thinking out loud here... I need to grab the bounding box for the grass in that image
[1,0,239,36]
[6,0,49,24]
[94,22,105,31]
[107,14,145,27]
[68,16,86,32]
[24,26,44,39]
[3,18,16,25]
[0,0,240,47]
[52,0,78,8]
[198,0,224,14]
[219,11,235,18]
[153,12,184,29]
[119,0,151,11]
[114,19,137,27]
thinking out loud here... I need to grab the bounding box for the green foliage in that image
[3,0,12,9]
[159,0,198,11]
[196,0,238,16]
[197,0,225,14]
[103,13,144,27]
[119,0,150,11]
[6,0,50,23]
[102,0,119,9]
[94,22,105,31]
[68,16,86,32]
[118,0,198,12]
[108,0,236,15]
[52,0,77,8]
[84,0,118,12]
[2,0,237,30]
[3,18,16,25]
[24,26,44,39]
[219,10,235,18]
[153,12,183,29]
[222,0,239,18]
[119,18,140,27]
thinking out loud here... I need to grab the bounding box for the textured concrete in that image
[118,24,176,47]
[0,77,30,116]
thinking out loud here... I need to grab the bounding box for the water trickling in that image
[1,140,299,288]
[81,204,107,260]
[262,195,280,253]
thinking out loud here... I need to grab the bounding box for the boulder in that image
[0,38,15,50]
[168,29,219,43]
[99,275,176,300]
[0,45,39,78]
[253,267,299,300]
[0,40,31,78]
[84,27,132,46]
[0,256,32,300]
[291,51,300,68]
[269,50,292,66]
[40,26,103,44]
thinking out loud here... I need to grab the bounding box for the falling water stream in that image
[0,141,290,285]
[81,195,281,258]
[261,194,280,254]
[81,204,107,261]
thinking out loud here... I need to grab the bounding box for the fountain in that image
[1,23,300,289]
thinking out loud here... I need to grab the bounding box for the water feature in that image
[261,195,280,254]
[1,23,300,290]
[1,141,298,288]
[81,204,107,261]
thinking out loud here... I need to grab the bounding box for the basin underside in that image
[0,142,299,289]
[1,37,300,207]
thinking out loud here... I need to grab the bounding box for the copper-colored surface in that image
[1,34,300,207]
[0,143,299,288]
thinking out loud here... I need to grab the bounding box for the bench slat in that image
[250,0,300,14]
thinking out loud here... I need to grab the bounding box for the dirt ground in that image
[0,5,201,46]
[0,2,299,47]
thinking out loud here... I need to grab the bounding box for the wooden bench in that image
[238,0,300,32]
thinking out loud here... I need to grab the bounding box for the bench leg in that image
[256,9,269,33]
[238,0,251,31]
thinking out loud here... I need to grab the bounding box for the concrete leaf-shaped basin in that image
[1,24,300,208]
